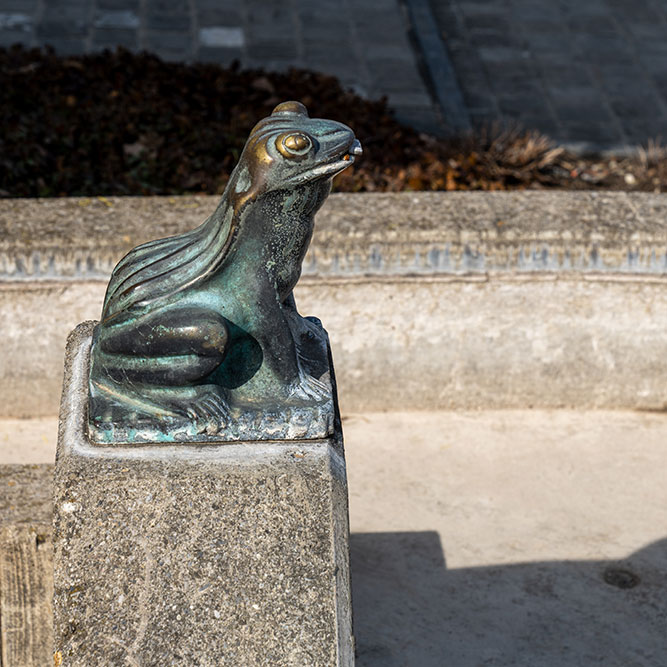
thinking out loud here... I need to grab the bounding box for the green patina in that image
[88,101,361,442]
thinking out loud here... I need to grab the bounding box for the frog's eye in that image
[276,133,312,158]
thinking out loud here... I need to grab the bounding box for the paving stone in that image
[392,105,443,135]
[196,8,243,27]
[458,1,506,18]
[301,21,353,44]
[464,13,510,31]
[244,20,295,43]
[469,29,517,48]
[506,3,562,22]
[626,21,667,40]
[144,30,191,54]
[625,118,667,142]
[549,96,612,121]
[577,38,636,65]
[0,0,441,134]
[595,65,652,93]
[6,0,666,150]
[608,0,660,19]
[555,105,616,126]
[0,11,31,31]
[145,13,191,32]
[516,18,565,35]
[195,0,240,9]
[368,59,425,93]
[497,93,552,117]
[145,0,188,12]
[350,12,406,37]
[304,50,358,74]
[566,15,620,35]
[39,6,90,37]
[0,28,31,47]
[245,4,292,24]
[384,91,434,108]
[351,0,403,8]
[524,33,576,54]
[244,39,298,60]
[649,71,667,93]
[539,64,596,89]
[42,0,89,8]
[463,90,498,112]
[199,26,244,49]
[96,0,139,9]
[478,46,526,64]
[608,94,667,119]
[515,116,560,136]
[430,0,667,150]
[92,27,137,50]
[242,57,301,72]
[93,9,139,29]
[0,0,37,10]
[297,7,348,23]
[39,38,87,55]
[197,46,242,64]
[560,121,624,143]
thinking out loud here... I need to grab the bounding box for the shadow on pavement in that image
[350,532,666,667]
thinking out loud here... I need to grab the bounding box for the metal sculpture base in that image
[86,320,335,444]
[53,324,354,666]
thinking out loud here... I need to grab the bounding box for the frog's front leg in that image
[242,299,330,404]
[90,306,230,425]
[282,292,327,345]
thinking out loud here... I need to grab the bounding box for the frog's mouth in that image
[300,137,363,182]
[334,138,363,167]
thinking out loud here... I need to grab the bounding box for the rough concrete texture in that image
[52,325,353,666]
[4,408,667,665]
[0,463,53,524]
[1,421,57,466]
[4,192,667,417]
[5,193,667,279]
[5,275,667,417]
[346,410,667,666]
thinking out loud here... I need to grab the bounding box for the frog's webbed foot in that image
[288,368,330,403]
[186,385,230,435]
[90,379,230,428]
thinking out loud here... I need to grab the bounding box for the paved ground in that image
[1,3,667,147]
[431,0,667,151]
[3,410,667,665]
[0,0,440,134]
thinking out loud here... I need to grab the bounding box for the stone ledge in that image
[2,192,667,280]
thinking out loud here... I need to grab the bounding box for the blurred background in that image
[2,0,667,196]
[2,2,667,666]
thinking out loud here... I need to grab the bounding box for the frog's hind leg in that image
[90,306,230,426]
[97,306,228,384]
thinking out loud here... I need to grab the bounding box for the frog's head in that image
[229,101,362,202]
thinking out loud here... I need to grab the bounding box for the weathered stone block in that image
[53,323,354,666]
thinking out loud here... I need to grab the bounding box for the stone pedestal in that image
[53,323,354,666]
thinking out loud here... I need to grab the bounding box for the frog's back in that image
[101,202,235,320]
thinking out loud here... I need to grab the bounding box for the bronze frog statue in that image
[88,101,361,442]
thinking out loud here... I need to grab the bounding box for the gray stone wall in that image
[3,192,667,416]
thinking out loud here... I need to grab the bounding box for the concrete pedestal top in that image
[52,324,354,666]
